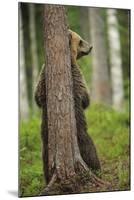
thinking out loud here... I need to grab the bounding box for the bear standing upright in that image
[35,30,101,183]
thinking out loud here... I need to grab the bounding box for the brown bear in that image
[35,30,101,183]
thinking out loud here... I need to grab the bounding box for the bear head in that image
[68,29,92,62]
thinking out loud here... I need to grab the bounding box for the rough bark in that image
[107,9,124,111]
[88,8,111,105]
[20,6,29,120]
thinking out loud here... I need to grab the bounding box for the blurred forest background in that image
[19,3,130,197]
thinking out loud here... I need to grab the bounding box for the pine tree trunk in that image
[107,9,124,111]
[44,4,88,183]
[20,6,29,120]
[29,3,39,110]
[88,8,111,105]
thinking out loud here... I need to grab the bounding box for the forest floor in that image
[19,104,130,197]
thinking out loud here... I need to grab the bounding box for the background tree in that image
[80,7,89,40]
[88,8,111,105]
[29,3,39,110]
[21,4,32,108]
[19,6,29,120]
[107,9,124,111]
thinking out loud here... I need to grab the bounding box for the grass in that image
[19,116,44,196]
[19,103,130,197]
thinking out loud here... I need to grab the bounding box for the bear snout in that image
[83,45,93,55]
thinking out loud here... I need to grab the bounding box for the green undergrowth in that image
[19,104,130,197]
[19,116,44,197]
[85,104,130,191]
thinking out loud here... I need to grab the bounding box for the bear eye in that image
[79,40,83,47]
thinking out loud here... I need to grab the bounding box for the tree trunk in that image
[19,6,29,120]
[88,8,111,105]
[29,3,39,110]
[80,7,89,41]
[107,9,124,111]
[44,4,88,184]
